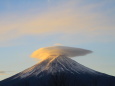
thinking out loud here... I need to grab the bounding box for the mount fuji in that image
[0,55,115,86]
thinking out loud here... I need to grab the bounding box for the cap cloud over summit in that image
[31,46,92,59]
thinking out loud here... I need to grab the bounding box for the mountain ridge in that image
[0,55,115,86]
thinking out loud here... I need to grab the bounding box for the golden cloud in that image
[0,0,114,44]
[31,46,92,60]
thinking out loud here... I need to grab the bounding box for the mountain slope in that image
[0,55,115,86]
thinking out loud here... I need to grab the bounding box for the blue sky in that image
[0,0,115,80]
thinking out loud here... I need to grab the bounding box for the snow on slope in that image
[14,55,97,79]
[0,55,115,86]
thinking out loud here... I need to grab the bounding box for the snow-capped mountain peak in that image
[0,55,115,86]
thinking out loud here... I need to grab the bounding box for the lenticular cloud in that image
[31,46,92,60]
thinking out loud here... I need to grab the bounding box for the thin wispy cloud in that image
[0,71,16,75]
[0,71,7,75]
[54,43,63,46]
[0,0,114,46]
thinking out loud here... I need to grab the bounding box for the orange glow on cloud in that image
[0,0,114,46]
[31,46,92,60]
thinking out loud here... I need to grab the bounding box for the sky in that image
[0,0,115,80]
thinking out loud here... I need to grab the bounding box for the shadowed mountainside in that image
[0,55,115,86]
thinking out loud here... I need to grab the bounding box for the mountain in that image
[0,55,115,86]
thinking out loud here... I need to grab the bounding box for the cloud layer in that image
[0,71,15,75]
[0,0,115,46]
[31,46,92,60]
[0,71,7,75]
